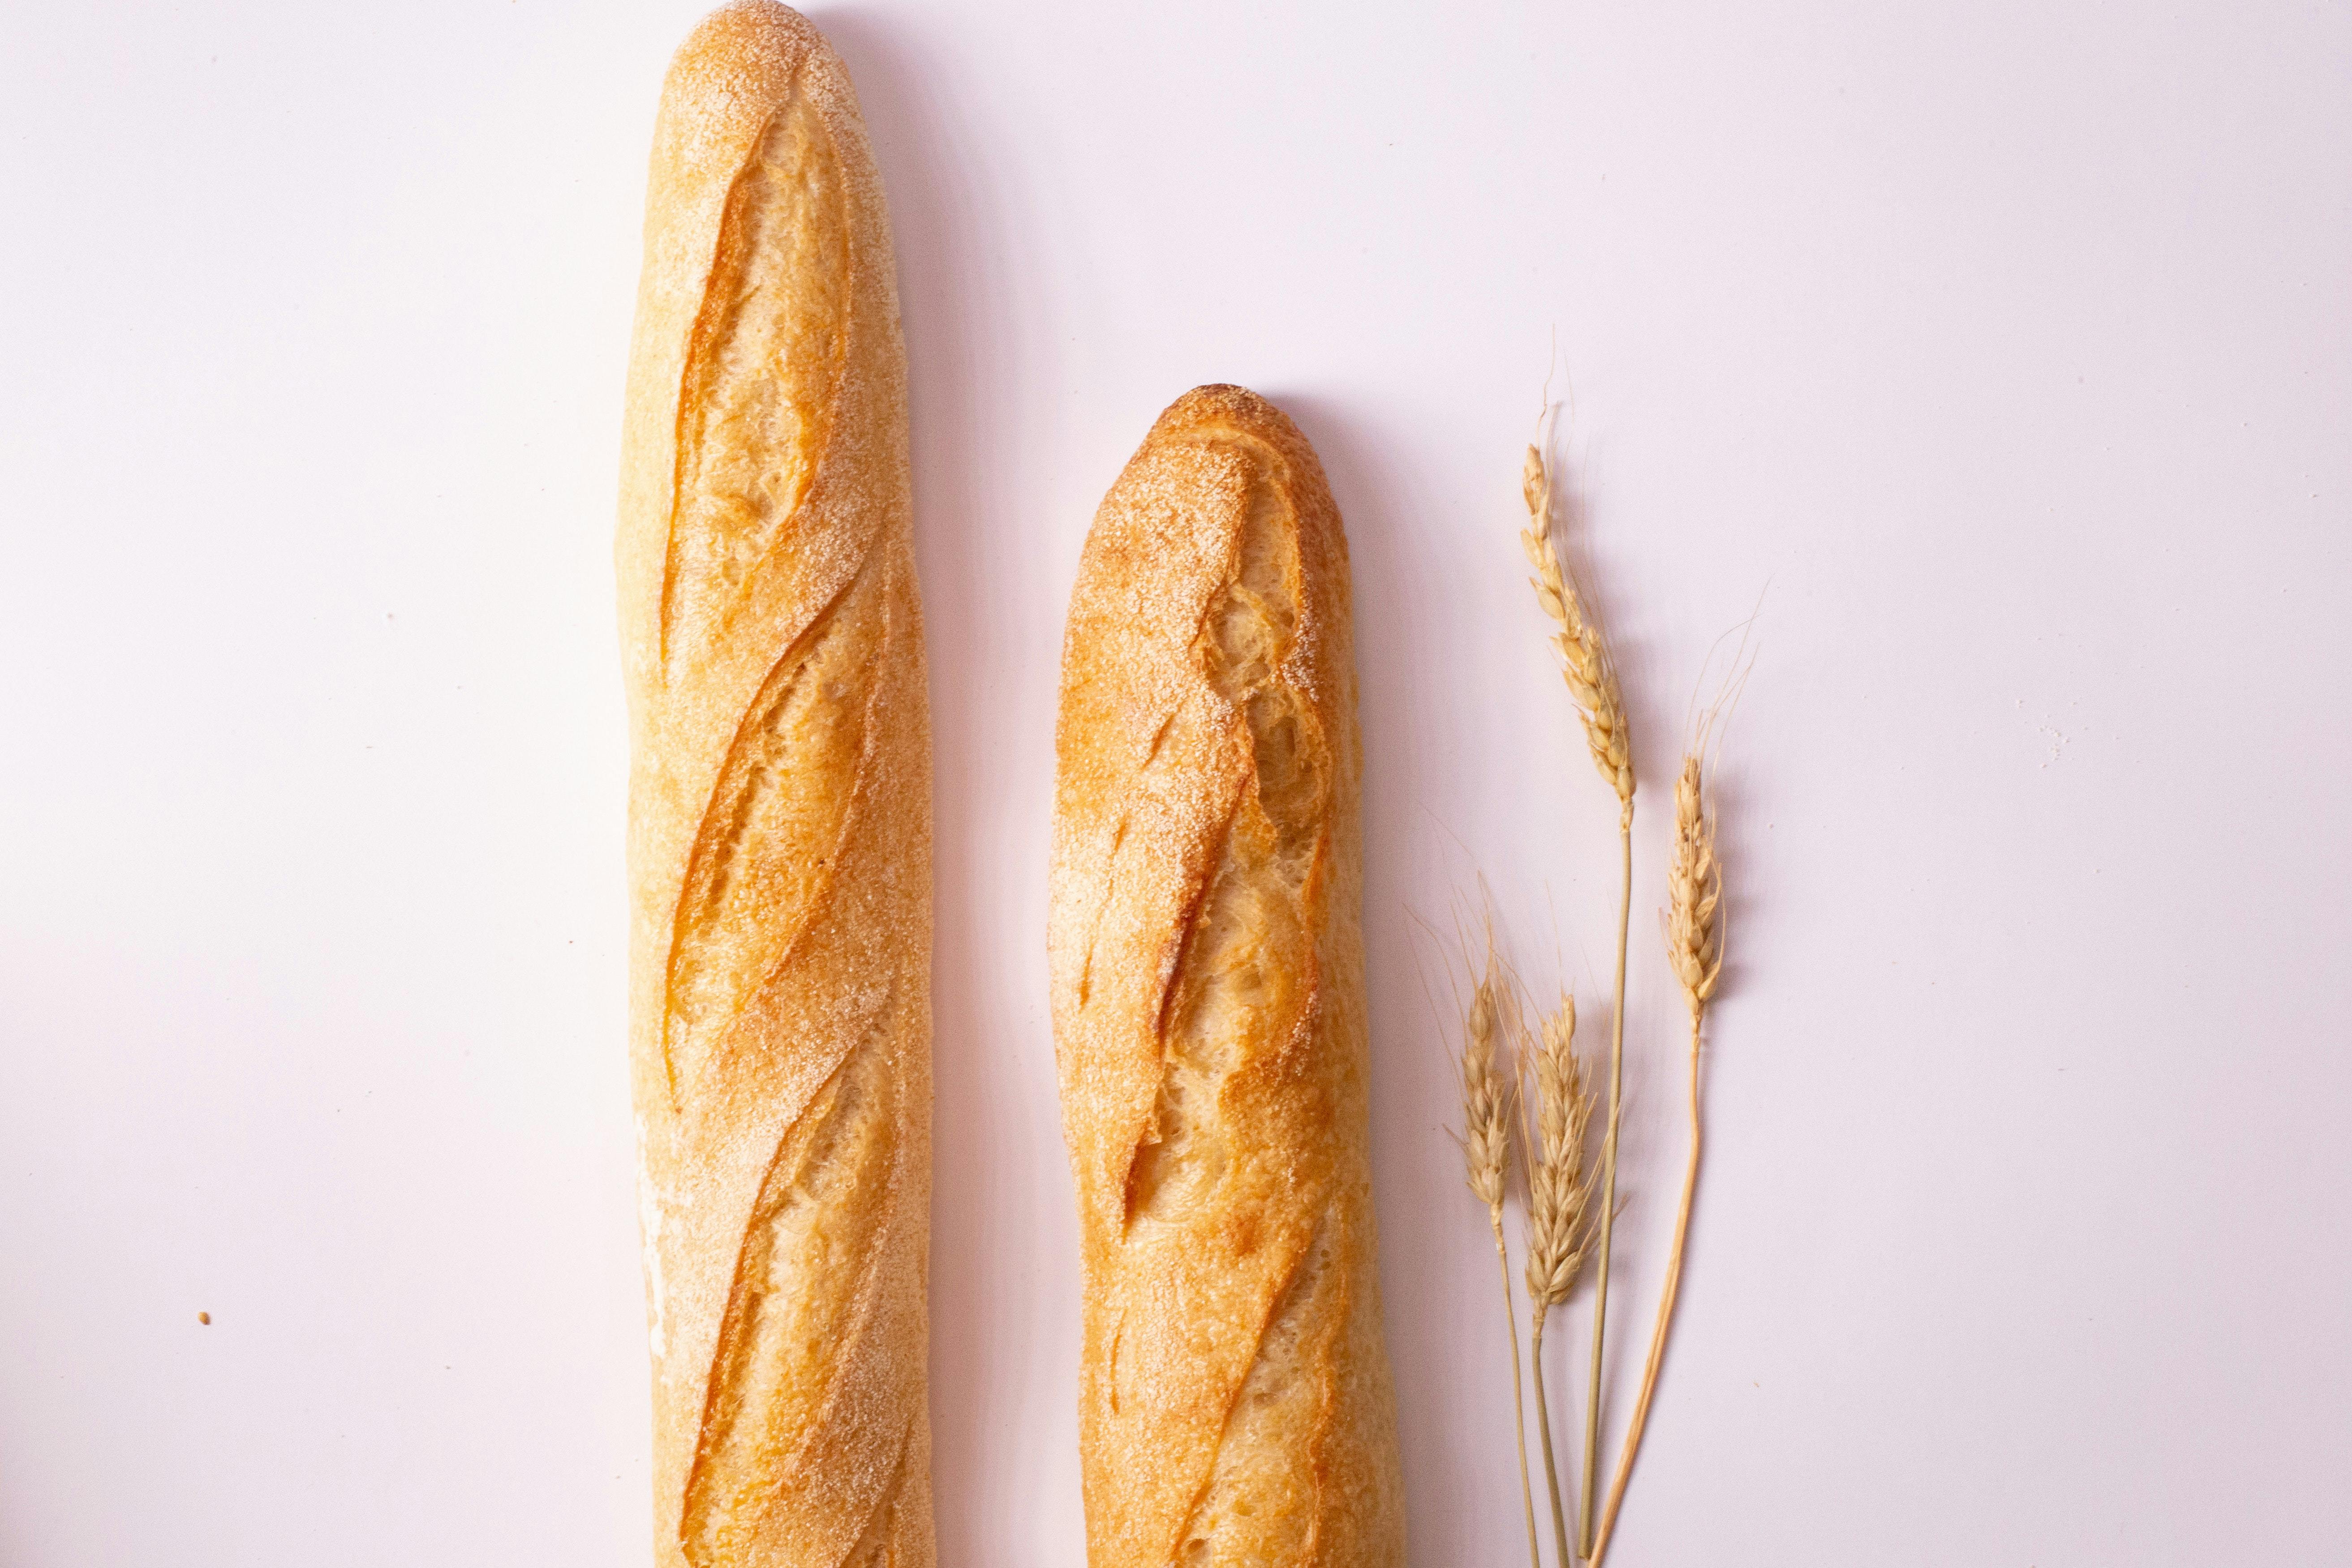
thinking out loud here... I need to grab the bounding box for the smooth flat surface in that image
[4,2,2348,1563]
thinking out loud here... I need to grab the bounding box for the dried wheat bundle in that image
[1465,421,1744,1565]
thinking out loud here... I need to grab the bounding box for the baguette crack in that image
[1122,448,1329,1233]
[683,994,906,1567]
[664,553,890,1101]
[1174,1216,1341,1565]
[662,86,850,669]
[838,1423,916,1568]
[1076,704,1181,1013]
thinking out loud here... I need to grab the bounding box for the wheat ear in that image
[1522,441,1636,1556]
[1522,993,1597,1567]
[1521,446,1632,803]
[1591,751,1722,1566]
[1459,961,1541,1568]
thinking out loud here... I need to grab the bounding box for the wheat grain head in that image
[1521,445,1634,803]
[1522,994,1597,1311]
[1459,962,1512,1213]
[1666,752,1724,1019]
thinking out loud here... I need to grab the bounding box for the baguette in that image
[1048,386,1407,1566]
[616,6,931,1565]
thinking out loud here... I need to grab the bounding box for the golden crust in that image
[619,6,931,1566]
[1049,387,1406,1566]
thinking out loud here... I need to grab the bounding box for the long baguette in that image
[1049,386,1407,1566]
[616,6,932,1565]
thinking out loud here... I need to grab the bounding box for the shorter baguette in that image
[1050,386,1407,1567]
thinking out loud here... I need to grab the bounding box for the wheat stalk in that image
[1521,993,1596,1567]
[1591,749,1723,1566]
[1522,439,1637,1556]
[1458,957,1540,1568]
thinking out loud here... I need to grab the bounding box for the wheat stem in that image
[1494,1215,1542,1568]
[1592,751,1722,1565]
[1590,1016,1700,1567]
[1578,807,1632,1558]
[1530,1307,1573,1565]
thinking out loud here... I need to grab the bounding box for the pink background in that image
[4,1,2348,1562]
